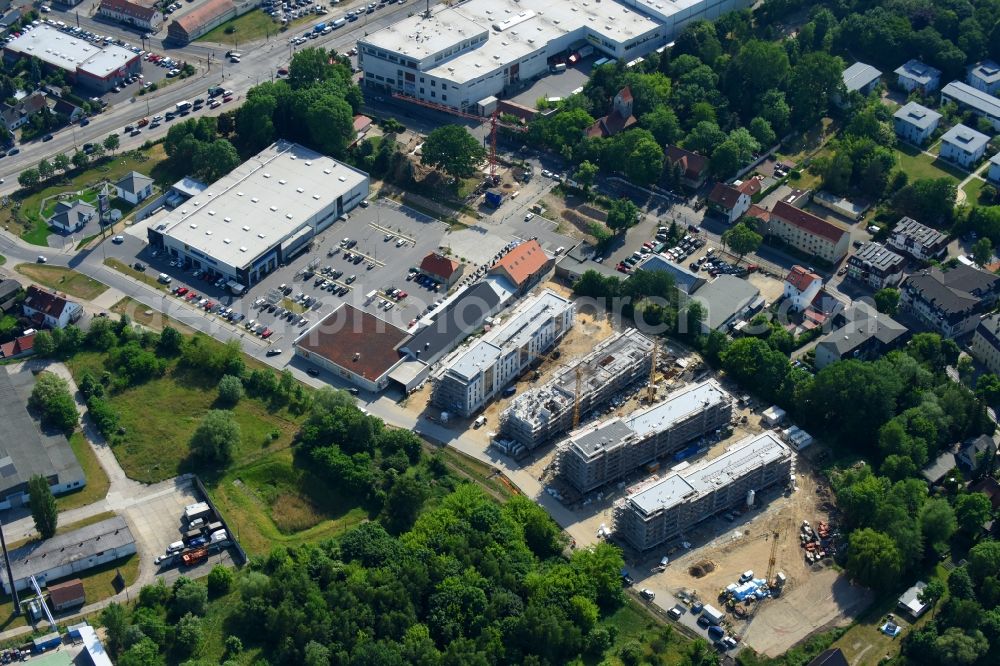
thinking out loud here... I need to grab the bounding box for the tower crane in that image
[390,92,528,183]
[645,338,659,403]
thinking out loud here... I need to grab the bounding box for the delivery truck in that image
[701,604,725,625]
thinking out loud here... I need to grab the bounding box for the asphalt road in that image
[0,1,435,193]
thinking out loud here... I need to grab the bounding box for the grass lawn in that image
[895,145,964,182]
[105,258,168,292]
[597,598,691,666]
[55,431,111,512]
[66,351,302,484]
[15,263,109,300]
[198,11,312,45]
[0,254,5,266]
[110,296,198,335]
[1,145,167,247]
[281,297,306,313]
[963,178,986,204]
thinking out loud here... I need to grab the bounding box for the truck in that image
[484,189,504,208]
[209,529,229,545]
[184,501,211,523]
[313,22,326,32]
[176,100,192,112]
[207,86,225,98]
[181,548,208,567]
[701,604,725,625]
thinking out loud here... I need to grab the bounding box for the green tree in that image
[383,475,428,533]
[52,153,70,173]
[157,326,183,356]
[71,150,89,170]
[174,613,203,658]
[606,197,640,231]
[721,222,762,263]
[920,498,957,549]
[574,160,598,189]
[955,492,992,535]
[189,410,240,464]
[918,578,946,616]
[421,124,487,178]
[37,159,54,181]
[788,51,844,128]
[892,178,957,227]
[217,375,244,406]
[100,603,129,657]
[18,168,40,188]
[972,237,994,266]
[640,106,681,145]
[28,475,57,538]
[207,565,233,596]
[193,139,240,183]
[748,116,777,148]
[118,637,163,666]
[103,133,120,154]
[172,578,208,617]
[709,140,742,178]
[874,288,901,315]
[28,371,78,433]
[304,94,355,158]
[846,528,903,590]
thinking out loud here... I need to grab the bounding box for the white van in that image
[474,415,487,428]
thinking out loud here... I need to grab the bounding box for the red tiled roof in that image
[170,0,233,35]
[665,146,708,180]
[491,239,549,287]
[585,110,637,138]
[23,285,70,319]
[619,86,633,102]
[295,304,408,381]
[771,200,848,244]
[99,0,159,21]
[736,177,763,197]
[708,183,742,210]
[47,579,85,608]
[746,204,770,222]
[353,115,372,133]
[420,253,461,280]
[0,332,35,359]
[785,265,822,292]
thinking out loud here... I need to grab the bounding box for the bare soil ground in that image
[541,190,607,240]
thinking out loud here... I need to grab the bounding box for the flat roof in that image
[893,101,941,130]
[627,431,790,516]
[295,304,408,381]
[0,367,84,497]
[941,123,990,152]
[942,80,1000,117]
[569,419,636,457]
[850,241,904,272]
[5,24,136,77]
[155,141,367,270]
[970,60,1000,84]
[362,0,662,85]
[9,516,134,583]
[400,279,509,361]
[625,380,730,439]
[894,59,940,85]
[691,275,761,330]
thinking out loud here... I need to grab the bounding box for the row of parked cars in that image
[155,502,229,569]
[252,295,312,329]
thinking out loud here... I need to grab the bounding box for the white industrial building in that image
[3,516,136,593]
[614,431,793,551]
[147,141,369,289]
[558,379,733,494]
[433,289,574,417]
[500,328,655,449]
[358,0,752,115]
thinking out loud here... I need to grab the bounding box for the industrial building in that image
[433,289,573,417]
[557,380,733,493]
[0,367,85,512]
[613,431,794,551]
[500,329,654,449]
[359,0,752,115]
[147,141,369,289]
[166,0,256,44]
[3,25,141,92]
[3,516,136,593]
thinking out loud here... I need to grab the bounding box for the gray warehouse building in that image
[3,516,136,593]
[147,141,369,289]
[614,431,793,552]
[558,379,733,493]
[0,367,85,511]
[500,329,654,449]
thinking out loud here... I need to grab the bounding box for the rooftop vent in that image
[269,205,277,211]
[324,169,332,174]
[224,238,231,244]
[251,197,259,203]
[208,210,216,215]
[338,176,346,181]
[312,194,321,199]
[263,173,271,178]
[242,225,250,231]
[286,213,293,219]
[278,179,287,184]
[240,246,247,252]
[305,161,312,166]
[258,233,266,238]
[296,187,304,193]
[224,217,232,222]
[237,192,244,196]
[205,230,212,236]
[189,223,197,229]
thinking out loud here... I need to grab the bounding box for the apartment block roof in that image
[894,59,940,86]
[842,61,882,92]
[99,0,159,21]
[941,81,1000,118]
[893,101,941,131]
[5,25,137,78]
[625,379,730,440]
[904,264,1000,315]
[848,241,905,274]
[771,200,849,245]
[941,123,990,154]
[815,302,907,358]
[891,217,946,250]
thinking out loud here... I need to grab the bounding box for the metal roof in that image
[8,516,134,584]
[894,59,940,86]
[941,123,990,153]
[893,101,941,131]
[842,62,882,92]
[942,80,1000,118]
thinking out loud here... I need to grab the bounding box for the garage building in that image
[3,516,136,593]
[3,25,141,93]
[147,141,369,289]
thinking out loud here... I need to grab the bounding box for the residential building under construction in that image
[614,431,793,551]
[499,329,655,449]
[557,380,733,494]
[432,290,574,417]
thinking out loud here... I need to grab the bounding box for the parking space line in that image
[368,221,416,246]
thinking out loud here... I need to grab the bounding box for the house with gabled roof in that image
[586,86,637,138]
[22,286,83,329]
[419,252,463,287]
[707,182,750,224]
[1,92,47,132]
[783,265,823,311]
[46,199,95,233]
[488,239,552,294]
[765,200,851,263]
[665,146,708,189]
[114,171,154,205]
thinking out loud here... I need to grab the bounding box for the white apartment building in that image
[358,0,752,115]
[433,290,574,417]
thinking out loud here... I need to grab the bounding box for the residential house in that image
[51,98,83,123]
[898,582,930,619]
[765,200,851,264]
[782,265,823,311]
[969,478,1000,511]
[664,146,708,189]
[488,239,553,294]
[419,252,463,287]
[707,182,751,223]
[971,313,1000,374]
[900,263,1000,338]
[988,153,1000,186]
[586,86,637,138]
[887,217,948,261]
[941,81,1000,131]
[837,62,881,106]
[939,124,990,168]
[114,171,154,205]
[893,102,941,146]
[22,286,83,329]
[1,92,47,132]
[958,434,997,475]
[0,333,36,360]
[922,449,958,485]
[813,302,908,369]
[0,278,21,312]
[846,241,905,289]
[97,0,163,30]
[46,199,95,233]
[895,59,941,93]
[968,60,1000,94]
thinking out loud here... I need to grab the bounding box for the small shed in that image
[47,578,85,611]
[898,581,929,619]
[782,425,814,451]
[762,405,786,426]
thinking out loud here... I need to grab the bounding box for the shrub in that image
[217,375,244,406]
